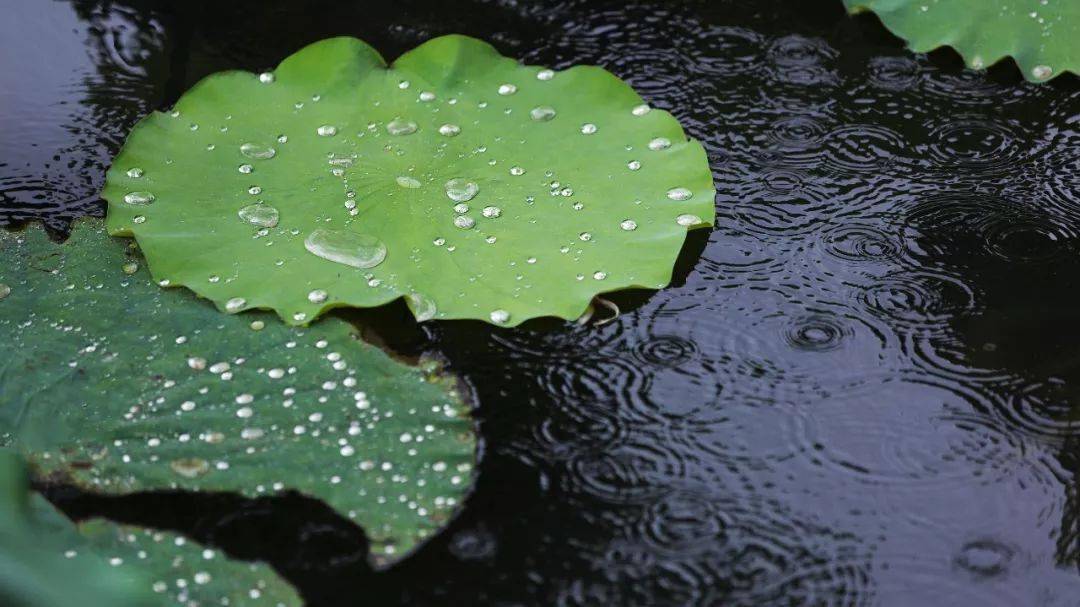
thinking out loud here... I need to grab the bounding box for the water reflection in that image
[5,0,1080,605]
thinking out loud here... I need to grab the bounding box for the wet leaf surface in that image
[102,35,714,327]
[844,0,1080,81]
[0,219,476,568]
[0,451,300,607]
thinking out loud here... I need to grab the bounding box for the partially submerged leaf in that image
[0,450,299,607]
[844,0,1079,82]
[102,35,715,327]
[0,220,476,567]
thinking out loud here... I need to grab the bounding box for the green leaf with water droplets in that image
[844,0,1079,81]
[0,450,300,607]
[0,220,476,568]
[101,35,715,327]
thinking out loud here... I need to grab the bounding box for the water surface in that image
[4,0,1080,604]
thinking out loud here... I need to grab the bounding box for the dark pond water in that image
[5,0,1080,604]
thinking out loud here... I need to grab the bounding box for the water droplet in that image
[225,297,246,313]
[530,106,557,122]
[490,309,510,324]
[0,284,10,300]
[485,235,497,244]
[581,123,597,135]
[433,237,446,246]
[509,166,525,176]
[1032,65,1053,80]
[454,216,476,229]
[419,91,436,102]
[238,203,279,228]
[407,293,438,322]
[304,229,387,269]
[666,187,693,201]
[240,142,276,159]
[396,176,421,189]
[439,123,461,137]
[537,69,554,81]
[123,191,155,205]
[238,164,253,174]
[632,104,651,116]
[498,83,517,95]
[247,185,262,195]
[398,80,410,89]
[277,134,288,144]
[445,178,479,202]
[133,215,146,224]
[627,160,641,171]
[171,458,210,478]
[620,219,637,231]
[259,72,275,84]
[648,137,671,151]
[482,206,502,218]
[317,125,338,137]
[676,213,702,226]
[126,167,144,178]
[250,320,265,331]
[293,312,307,322]
[453,203,470,214]
[593,271,607,280]
[308,289,328,304]
[387,118,418,136]
[121,261,139,275]
[579,232,592,241]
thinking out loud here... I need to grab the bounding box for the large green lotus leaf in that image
[0,451,299,607]
[0,220,476,567]
[101,35,715,327]
[844,0,1079,81]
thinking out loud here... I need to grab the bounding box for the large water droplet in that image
[259,72,275,84]
[620,219,638,231]
[536,69,555,81]
[1032,65,1053,80]
[667,187,693,201]
[482,206,502,218]
[225,297,247,313]
[0,283,9,300]
[304,229,387,269]
[238,203,279,228]
[530,106,557,122]
[126,167,144,178]
[123,191,155,205]
[445,178,479,202]
[497,83,517,95]
[490,309,510,324]
[171,458,210,478]
[308,289,328,303]
[676,213,703,227]
[627,160,641,171]
[648,137,671,151]
[454,216,476,230]
[509,166,525,176]
[581,123,598,135]
[240,142,276,159]
[317,125,338,137]
[396,176,421,189]
[407,293,437,322]
[387,119,418,136]
[238,164,253,174]
[632,104,651,116]
[439,124,461,137]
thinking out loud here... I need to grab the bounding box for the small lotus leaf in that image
[845,0,1079,81]
[0,450,300,607]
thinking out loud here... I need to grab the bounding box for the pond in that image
[3,0,1080,604]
